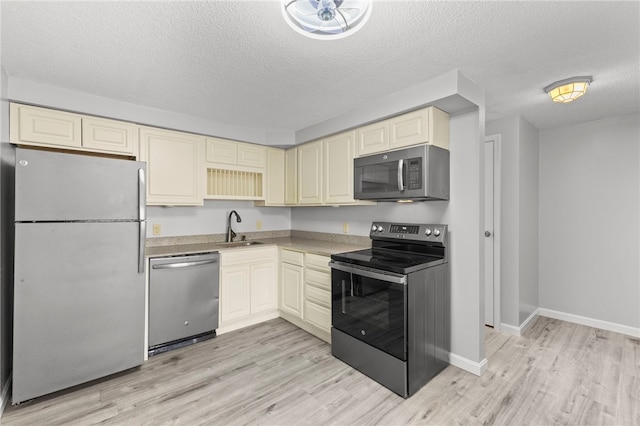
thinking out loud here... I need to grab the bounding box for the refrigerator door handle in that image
[138,168,146,221]
[138,168,146,274]
[139,221,146,274]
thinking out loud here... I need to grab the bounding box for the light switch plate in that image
[152,224,161,235]
[342,223,349,233]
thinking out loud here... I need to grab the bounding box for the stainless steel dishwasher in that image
[148,252,220,355]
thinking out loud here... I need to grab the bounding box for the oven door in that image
[330,261,407,361]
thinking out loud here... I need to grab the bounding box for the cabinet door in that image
[297,140,323,205]
[264,148,285,205]
[10,103,82,148]
[238,143,266,169]
[205,137,237,165]
[356,120,389,156]
[82,116,138,156]
[280,262,303,318]
[284,147,298,205]
[140,127,204,206]
[389,108,429,150]
[219,266,251,324]
[323,130,356,204]
[389,107,450,150]
[250,261,277,314]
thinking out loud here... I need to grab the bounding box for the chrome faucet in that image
[226,210,242,242]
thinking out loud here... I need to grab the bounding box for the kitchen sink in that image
[218,241,263,248]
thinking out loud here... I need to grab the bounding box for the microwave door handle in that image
[397,159,405,191]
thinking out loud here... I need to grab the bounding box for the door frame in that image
[485,134,502,331]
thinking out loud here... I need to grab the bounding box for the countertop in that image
[145,236,370,259]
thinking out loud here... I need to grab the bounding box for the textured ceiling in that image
[1,1,639,135]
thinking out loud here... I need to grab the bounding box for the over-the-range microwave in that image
[354,144,450,202]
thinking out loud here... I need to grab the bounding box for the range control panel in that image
[369,222,447,243]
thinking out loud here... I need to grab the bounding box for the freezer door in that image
[15,148,146,221]
[13,222,145,404]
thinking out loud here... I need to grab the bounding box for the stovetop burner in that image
[331,222,448,274]
[331,248,444,274]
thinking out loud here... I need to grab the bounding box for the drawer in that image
[305,268,330,291]
[221,246,277,266]
[304,300,331,332]
[305,285,330,308]
[305,253,330,272]
[280,248,304,266]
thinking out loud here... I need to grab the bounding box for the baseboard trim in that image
[500,322,521,337]
[538,308,640,338]
[0,375,11,418]
[500,311,537,337]
[449,353,488,376]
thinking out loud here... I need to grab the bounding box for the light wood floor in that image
[2,316,639,425]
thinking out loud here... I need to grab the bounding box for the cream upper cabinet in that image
[205,137,266,169]
[323,130,356,204]
[82,116,138,156]
[237,143,266,168]
[255,147,285,206]
[10,103,137,156]
[356,120,389,156]
[389,107,449,150]
[204,137,266,200]
[206,137,237,165]
[139,126,204,206]
[284,147,298,205]
[297,140,323,205]
[10,103,82,149]
[355,107,450,156]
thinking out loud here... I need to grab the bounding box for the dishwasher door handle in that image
[152,259,218,269]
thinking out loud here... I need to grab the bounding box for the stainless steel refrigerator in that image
[12,148,146,404]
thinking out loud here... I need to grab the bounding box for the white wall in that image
[539,114,640,329]
[147,200,291,238]
[486,116,540,329]
[486,116,520,327]
[518,118,539,324]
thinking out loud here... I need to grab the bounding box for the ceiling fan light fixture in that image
[544,76,593,103]
[282,0,372,40]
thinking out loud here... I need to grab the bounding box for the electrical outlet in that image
[256,220,263,230]
[342,222,349,233]
[152,224,161,236]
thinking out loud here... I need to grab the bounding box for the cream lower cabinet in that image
[303,253,331,342]
[139,126,204,206]
[279,248,331,343]
[279,249,304,318]
[218,246,278,334]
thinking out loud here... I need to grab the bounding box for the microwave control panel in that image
[406,158,423,190]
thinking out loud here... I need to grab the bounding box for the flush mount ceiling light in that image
[282,0,372,40]
[544,76,593,103]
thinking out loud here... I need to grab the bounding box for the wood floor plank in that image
[2,316,638,426]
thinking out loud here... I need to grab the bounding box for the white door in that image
[484,135,501,328]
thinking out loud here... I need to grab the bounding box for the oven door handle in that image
[329,261,407,285]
